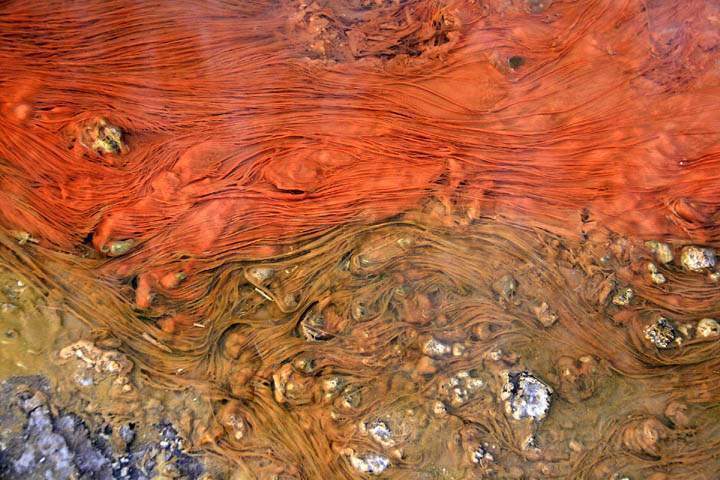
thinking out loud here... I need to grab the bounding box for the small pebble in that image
[472,444,494,463]
[119,423,136,445]
[569,439,584,452]
[432,400,447,417]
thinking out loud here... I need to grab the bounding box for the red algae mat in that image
[1,1,720,479]
[2,1,720,257]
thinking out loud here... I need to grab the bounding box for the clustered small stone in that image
[644,318,678,349]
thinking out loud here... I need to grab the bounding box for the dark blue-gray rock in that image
[0,376,207,480]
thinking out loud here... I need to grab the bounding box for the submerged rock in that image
[556,355,601,403]
[421,337,451,358]
[349,453,390,475]
[621,417,669,457]
[472,444,494,463]
[612,287,634,307]
[644,318,678,349]
[647,263,666,285]
[367,420,395,448]
[82,118,126,155]
[532,301,558,327]
[501,371,553,421]
[696,318,720,338]
[101,239,138,257]
[645,241,674,264]
[492,274,517,300]
[680,246,716,272]
[438,371,485,407]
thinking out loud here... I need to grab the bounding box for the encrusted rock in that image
[247,267,274,282]
[645,241,674,264]
[340,388,362,410]
[438,371,485,407]
[696,318,720,338]
[492,274,517,300]
[421,337,451,358]
[9,230,39,245]
[414,355,437,376]
[322,376,345,397]
[680,246,716,272]
[664,400,690,427]
[293,356,316,374]
[271,364,313,404]
[101,239,138,257]
[644,318,678,349]
[452,343,466,357]
[621,417,669,457]
[367,420,395,448]
[298,302,347,342]
[501,371,552,421]
[568,439,584,452]
[532,301,558,327]
[59,340,133,377]
[556,356,600,403]
[349,453,390,475]
[431,400,447,417]
[647,263,666,285]
[612,287,633,307]
[650,273,666,285]
[217,401,247,442]
[81,117,126,155]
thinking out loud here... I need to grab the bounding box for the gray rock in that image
[501,371,553,421]
[367,420,394,448]
[350,453,390,475]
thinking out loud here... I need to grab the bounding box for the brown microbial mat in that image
[1,1,720,479]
